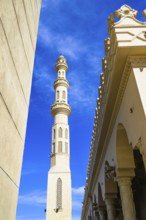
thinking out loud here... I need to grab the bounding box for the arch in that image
[132,148,146,219]
[56,178,62,209]
[58,127,62,138]
[116,123,135,176]
[65,128,68,139]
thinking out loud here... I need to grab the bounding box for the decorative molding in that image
[115,5,138,19]
[54,78,69,89]
[105,161,116,180]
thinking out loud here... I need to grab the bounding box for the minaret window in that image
[53,129,56,139]
[57,91,59,100]
[65,128,68,139]
[62,91,66,100]
[58,127,62,138]
[62,70,64,77]
[58,141,62,153]
[53,143,55,154]
[56,178,62,209]
[58,71,61,77]
[65,142,68,154]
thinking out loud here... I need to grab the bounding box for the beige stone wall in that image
[0,0,41,219]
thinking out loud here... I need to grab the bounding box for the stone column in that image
[105,198,116,220]
[98,207,106,220]
[117,177,136,220]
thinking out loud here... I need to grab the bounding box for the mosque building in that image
[82,5,146,220]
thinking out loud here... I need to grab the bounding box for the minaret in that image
[46,55,72,220]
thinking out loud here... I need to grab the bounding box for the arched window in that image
[57,91,59,99]
[65,142,68,154]
[58,141,62,153]
[57,178,62,209]
[65,128,68,139]
[58,127,62,138]
[62,91,66,99]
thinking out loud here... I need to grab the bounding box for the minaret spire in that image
[46,55,72,220]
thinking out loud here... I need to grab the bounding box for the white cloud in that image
[38,22,86,60]
[72,186,84,195]
[18,190,46,206]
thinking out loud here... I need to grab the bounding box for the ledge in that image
[51,103,71,116]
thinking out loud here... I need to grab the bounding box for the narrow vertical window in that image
[57,91,59,99]
[62,90,66,99]
[57,178,62,209]
[65,142,68,154]
[65,128,68,139]
[58,141,62,153]
[53,129,56,139]
[53,143,55,154]
[58,127,62,138]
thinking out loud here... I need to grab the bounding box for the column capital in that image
[117,177,132,187]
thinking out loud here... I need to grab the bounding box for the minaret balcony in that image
[51,102,71,116]
[54,78,69,89]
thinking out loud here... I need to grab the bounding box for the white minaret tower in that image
[46,55,72,220]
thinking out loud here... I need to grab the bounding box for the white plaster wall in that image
[46,171,72,220]
[0,0,41,219]
[55,113,68,124]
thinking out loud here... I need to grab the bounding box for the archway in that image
[116,123,136,220]
[132,148,146,220]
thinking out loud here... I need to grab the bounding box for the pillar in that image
[117,177,136,220]
[105,198,116,220]
[98,207,106,220]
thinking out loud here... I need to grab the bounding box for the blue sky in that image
[16,1,146,220]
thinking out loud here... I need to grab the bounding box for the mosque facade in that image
[82,5,146,220]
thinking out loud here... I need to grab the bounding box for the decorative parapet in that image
[82,5,146,219]
[115,5,138,19]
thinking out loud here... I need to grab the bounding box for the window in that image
[62,70,65,77]
[57,91,59,99]
[62,91,66,99]
[65,128,68,139]
[53,143,55,154]
[57,178,62,209]
[58,141,62,153]
[58,127,62,138]
[53,129,56,139]
[65,142,68,154]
